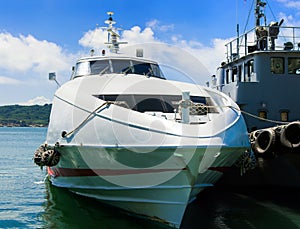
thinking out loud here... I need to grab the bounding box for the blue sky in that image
[0,0,299,105]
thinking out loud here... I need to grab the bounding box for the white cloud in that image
[122,26,156,44]
[0,32,76,106]
[78,23,228,85]
[19,96,51,106]
[277,0,300,10]
[146,19,174,32]
[0,32,74,74]
[79,26,156,51]
[0,21,229,105]
[277,12,300,27]
[78,27,109,49]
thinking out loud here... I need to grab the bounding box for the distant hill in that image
[0,104,52,127]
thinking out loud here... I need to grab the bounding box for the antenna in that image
[255,0,268,50]
[255,0,266,27]
[103,12,127,53]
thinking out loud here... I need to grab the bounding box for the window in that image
[248,60,254,74]
[226,69,229,84]
[271,57,284,74]
[238,65,242,82]
[258,110,267,120]
[130,61,165,79]
[288,58,300,74]
[246,59,254,81]
[112,60,131,73]
[90,60,110,75]
[74,62,90,77]
[73,59,166,79]
[280,110,289,122]
[232,67,237,82]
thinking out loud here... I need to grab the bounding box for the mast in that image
[104,12,127,53]
[255,0,267,50]
[255,0,266,27]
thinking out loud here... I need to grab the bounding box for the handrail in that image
[225,26,300,62]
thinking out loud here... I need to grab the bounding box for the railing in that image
[225,26,300,62]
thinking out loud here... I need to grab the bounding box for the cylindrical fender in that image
[280,121,300,148]
[253,128,276,154]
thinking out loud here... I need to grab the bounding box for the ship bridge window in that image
[74,61,91,77]
[73,59,165,79]
[246,59,254,81]
[112,60,131,73]
[90,60,110,75]
[288,58,300,74]
[271,57,284,74]
[129,61,165,79]
[232,66,237,82]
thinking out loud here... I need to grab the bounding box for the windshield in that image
[73,59,165,79]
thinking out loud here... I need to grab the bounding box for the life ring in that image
[253,128,276,154]
[280,121,300,148]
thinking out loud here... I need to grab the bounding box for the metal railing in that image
[225,26,300,62]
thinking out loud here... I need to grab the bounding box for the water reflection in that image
[42,179,300,229]
[42,180,164,229]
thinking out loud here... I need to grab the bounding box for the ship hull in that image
[47,144,246,228]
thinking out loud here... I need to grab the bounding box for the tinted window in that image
[90,60,110,75]
[288,58,300,74]
[271,57,284,74]
[112,60,131,73]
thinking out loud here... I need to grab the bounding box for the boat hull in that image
[47,145,246,228]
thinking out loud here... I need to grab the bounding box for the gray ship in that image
[211,0,299,131]
[212,0,300,187]
[211,0,300,153]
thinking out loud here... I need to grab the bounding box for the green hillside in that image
[0,104,52,127]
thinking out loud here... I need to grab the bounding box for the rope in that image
[63,101,112,138]
[192,104,289,125]
[238,108,289,125]
[62,100,288,139]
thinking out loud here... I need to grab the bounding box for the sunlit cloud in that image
[78,27,108,50]
[0,32,74,74]
[19,96,51,106]
[78,24,228,85]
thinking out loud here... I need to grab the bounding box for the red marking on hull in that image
[47,166,229,177]
[47,167,186,177]
[208,167,230,173]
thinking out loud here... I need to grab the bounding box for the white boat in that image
[34,12,250,228]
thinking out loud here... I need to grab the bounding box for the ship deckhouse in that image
[212,0,300,131]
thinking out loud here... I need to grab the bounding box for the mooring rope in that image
[198,104,289,125]
[63,101,113,138]
[232,107,289,125]
[59,98,289,139]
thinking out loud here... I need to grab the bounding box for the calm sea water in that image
[1,127,300,229]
